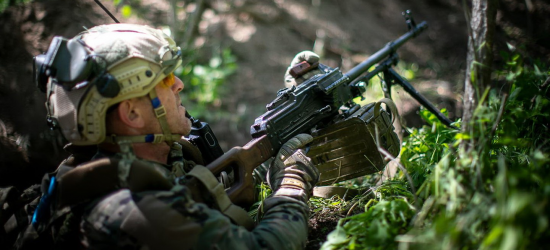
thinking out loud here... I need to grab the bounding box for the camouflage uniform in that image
[29,24,317,250]
[78,152,310,250]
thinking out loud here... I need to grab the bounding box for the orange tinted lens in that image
[161,73,175,88]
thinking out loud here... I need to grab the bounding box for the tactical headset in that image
[33,24,184,145]
[34,36,120,99]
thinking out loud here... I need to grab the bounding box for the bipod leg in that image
[385,68,457,129]
[381,69,393,99]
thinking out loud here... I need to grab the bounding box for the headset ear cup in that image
[95,74,120,98]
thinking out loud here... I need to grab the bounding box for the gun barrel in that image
[345,21,428,81]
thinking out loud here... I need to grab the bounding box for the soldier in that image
[30,23,320,249]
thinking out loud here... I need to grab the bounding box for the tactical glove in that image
[267,134,319,202]
[284,51,322,88]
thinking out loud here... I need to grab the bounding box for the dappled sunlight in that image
[224,15,257,43]
[274,0,308,21]
[274,0,348,40]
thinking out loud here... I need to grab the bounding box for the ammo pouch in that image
[308,98,400,191]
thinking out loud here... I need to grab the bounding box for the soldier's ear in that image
[117,99,146,129]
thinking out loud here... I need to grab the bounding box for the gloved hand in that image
[267,134,319,202]
[284,51,322,88]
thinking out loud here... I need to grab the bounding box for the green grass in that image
[320,52,550,249]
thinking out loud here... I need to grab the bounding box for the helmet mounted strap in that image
[101,77,182,146]
[148,88,178,145]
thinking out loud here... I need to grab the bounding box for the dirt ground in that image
[0,0,549,246]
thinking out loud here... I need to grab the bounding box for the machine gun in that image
[198,12,456,208]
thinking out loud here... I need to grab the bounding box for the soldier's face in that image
[153,76,192,136]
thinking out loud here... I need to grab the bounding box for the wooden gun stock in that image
[206,135,275,208]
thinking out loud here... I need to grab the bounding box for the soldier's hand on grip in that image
[284,51,322,88]
[267,134,320,202]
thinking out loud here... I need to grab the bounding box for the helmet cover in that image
[46,24,182,145]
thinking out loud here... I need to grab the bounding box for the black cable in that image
[93,0,120,23]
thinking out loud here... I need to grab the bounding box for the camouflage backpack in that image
[0,146,97,250]
[0,185,42,249]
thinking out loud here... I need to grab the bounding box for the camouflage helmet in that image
[36,24,183,145]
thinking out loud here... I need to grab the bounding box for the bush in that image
[321,52,550,249]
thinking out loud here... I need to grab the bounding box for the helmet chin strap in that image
[103,88,182,145]
[146,87,182,145]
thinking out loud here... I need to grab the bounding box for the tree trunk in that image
[461,0,497,148]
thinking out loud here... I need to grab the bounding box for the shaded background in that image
[0,0,548,189]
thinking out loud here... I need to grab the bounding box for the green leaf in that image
[121,5,132,18]
[404,69,415,80]
[323,223,348,247]
[506,42,516,51]
[534,64,543,76]
[500,51,509,61]
[454,133,471,140]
